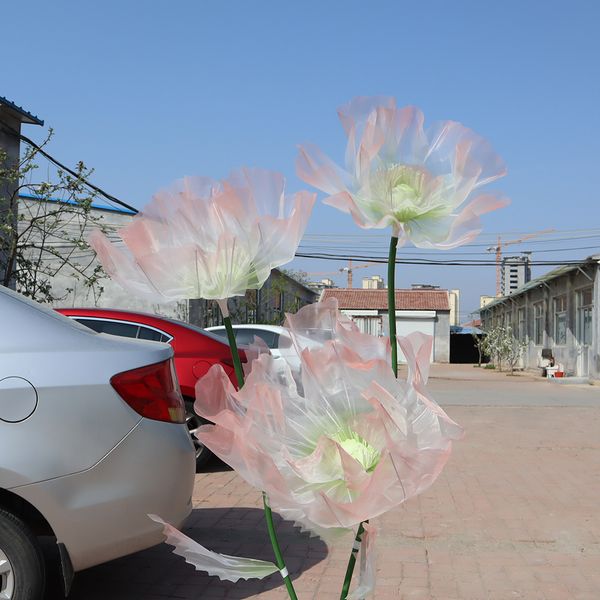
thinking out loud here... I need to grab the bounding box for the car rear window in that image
[235,328,279,349]
[137,325,170,342]
[74,318,139,338]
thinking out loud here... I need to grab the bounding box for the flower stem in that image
[217,299,298,600]
[263,492,299,600]
[222,315,245,388]
[339,522,365,600]
[388,234,399,377]
[339,233,400,599]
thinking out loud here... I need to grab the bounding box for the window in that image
[137,325,170,343]
[235,328,279,349]
[517,307,526,340]
[353,316,380,336]
[74,318,171,342]
[576,288,593,345]
[553,295,567,345]
[74,318,139,338]
[533,302,544,346]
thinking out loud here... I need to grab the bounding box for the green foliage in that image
[0,130,107,303]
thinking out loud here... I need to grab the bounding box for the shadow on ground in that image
[64,507,328,600]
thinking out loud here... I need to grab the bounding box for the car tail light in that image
[110,359,185,424]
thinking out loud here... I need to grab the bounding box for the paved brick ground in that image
[68,371,600,600]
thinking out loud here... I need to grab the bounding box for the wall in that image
[434,311,451,362]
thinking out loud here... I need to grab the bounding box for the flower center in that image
[387,165,427,221]
[331,431,380,472]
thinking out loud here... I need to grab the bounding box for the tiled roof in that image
[0,96,44,125]
[321,288,450,311]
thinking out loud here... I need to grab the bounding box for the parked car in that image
[206,324,317,388]
[56,307,247,469]
[0,286,195,599]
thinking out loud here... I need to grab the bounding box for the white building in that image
[321,287,451,362]
[501,255,531,295]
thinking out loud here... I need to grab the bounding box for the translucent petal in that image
[147,515,279,582]
[296,96,508,245]
[193,300,463,539]
[347,523,378,600]
[88,169,315,301]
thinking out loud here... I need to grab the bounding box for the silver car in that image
[0,286,195,599]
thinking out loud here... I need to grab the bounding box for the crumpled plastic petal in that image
[147,515,279,582]
[88,168,315,303]
[296,96,508,247]
[347,522,378,600]
[193,299,463,541]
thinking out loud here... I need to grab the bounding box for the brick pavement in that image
[68,384,600,599]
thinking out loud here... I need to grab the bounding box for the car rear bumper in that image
[12,419,195,572]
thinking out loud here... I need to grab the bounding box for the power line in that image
[294,252,593,267]
[0,122,139,214]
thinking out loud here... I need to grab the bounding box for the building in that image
[480,256,599,380]
[448,289,460,326]
[15,194,192,317]
[189,269,319,328]
[501,254,531,295]
[480,295,496,308]
[307,277,336,294]
[362,275,385,289]
[1,96,44,288]
[321,287,451,362]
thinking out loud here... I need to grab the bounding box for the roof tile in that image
[321,288,450,311]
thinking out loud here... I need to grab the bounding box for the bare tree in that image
[0,130,107,303]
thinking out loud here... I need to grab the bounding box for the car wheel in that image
[0,509,45,600]
[184,401,214,471]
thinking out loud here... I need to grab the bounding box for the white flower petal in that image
[148,515,279,582]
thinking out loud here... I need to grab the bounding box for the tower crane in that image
[306,260,377,288]
[487,229,554,296]
[339,260,377,288]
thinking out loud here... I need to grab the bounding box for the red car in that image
[55,307,246,469]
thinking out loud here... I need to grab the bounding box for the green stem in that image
[263,493,299,600]
[339,522,365,600]
[388,234,399,377]
[222,315,245,388]
[339,233,400,599]
[217,299,298,600]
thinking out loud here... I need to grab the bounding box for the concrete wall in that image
[434,310,450,362]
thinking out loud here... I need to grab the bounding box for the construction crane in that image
[487,230,554,296]
[340,260,378,288]
[307,260,377,288]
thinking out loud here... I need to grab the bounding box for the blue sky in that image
[4,1,600,318]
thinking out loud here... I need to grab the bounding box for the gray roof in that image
[0,96,44,125]
[481,257,600,312]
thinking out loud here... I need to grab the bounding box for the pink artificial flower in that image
[297,96,509,247]
[194,299,463,540]
[88,169,315,303]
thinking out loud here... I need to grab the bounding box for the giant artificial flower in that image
[88,168,315,303]
[296,96,509,248]
[194,299,463,539]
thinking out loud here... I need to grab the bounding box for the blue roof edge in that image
[19,193,137,216]
[0,96,44,126]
